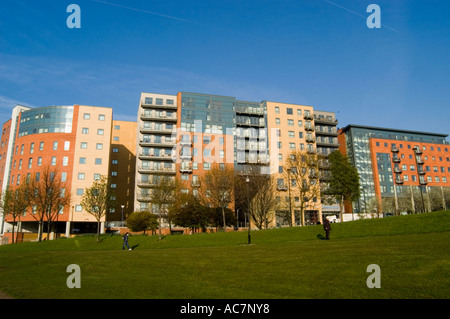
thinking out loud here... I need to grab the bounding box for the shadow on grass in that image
[316,234,326,240]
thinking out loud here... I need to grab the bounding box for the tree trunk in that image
[11,219,15,244]
[97,221,101,242]
[222,206,226,232]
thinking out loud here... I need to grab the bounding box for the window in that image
[114,125,120,130]
[275,118,280,125]
[82,128,89,134]
[156,98,163,105]
[297,109,302,116]
[167,99,174,105]
[97,129,104,135]
[83,113,90,120]
[112,159,118,165]
[30,143,35,154]
[98,114,105,121]
[113,148,119,153]
[287,119,294,126]
[111,171,118,176]
[39,142,44,151]
[95,158,102,165]
[37,157,42,166]
[298,120,303,127]
[94,174,101,180]
[96,143,103,150]
[78,173,85,180]
[79,157,86,164]
[53,142,58,150]
[28,158,33,169]
[275,107,280,114]
[288,131,295,138]
[63,157,69,166]
[203,162,211,170]
[81,142,88,149]
[64,141,70,151]
[51,157,57,166]
[286,108,293,115]
[113,136,119,142]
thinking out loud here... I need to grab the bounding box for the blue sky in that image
[0,0,449,134]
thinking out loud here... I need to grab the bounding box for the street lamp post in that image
[121,205,125,227]
[287,168,293,226]
[246,176,251,245]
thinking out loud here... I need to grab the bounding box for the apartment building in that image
[0,104,117,237]
[338,125,450,217]
[134,92,339,229]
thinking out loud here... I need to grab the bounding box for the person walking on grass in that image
[323,217,331,240]
[123,232,132,250]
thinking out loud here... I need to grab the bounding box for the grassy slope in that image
[0,211,449,299]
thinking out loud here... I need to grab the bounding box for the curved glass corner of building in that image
[18,106,74,137]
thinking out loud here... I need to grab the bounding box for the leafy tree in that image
[80,175,115,242]
[170,193,210,233]
[327,151,361,220]
[126,211,158,235]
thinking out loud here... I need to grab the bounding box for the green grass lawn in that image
[0,211,449,299]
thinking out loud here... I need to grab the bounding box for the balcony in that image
[395,178,404,184]
[140,114,177,122]
[313,116,338,125]
[394,167,402,174]
[306,137,316,143]
[416,157,424,165]
[305,125,315,132]
[139,154,174,161]
[138,167,176,175]
[139,127,175,135]
[191,181,201,188]
[307,148,317,154]
[277,185,288,191]
[304,113,313,120]
[414,147,423,155]
[419,180,428,186]
[417,169,426,175]
[391,146,399,153]
[141,101,177,110]
[392,156,401,163]
[235,107,265,116]
[180,154,193,161]
[140,140,175,148]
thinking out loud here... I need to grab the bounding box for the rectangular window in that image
[37,157,42,166]
[286,108,293,115]
[76,189,84,196]
[98,114,105,121]
[39,142,44,151]
[82,128,89,134]
[97,129,104,135]
[83,113,90,120]
[95,158,102,165]
[30,143,35,154]
[79,157,86,164]
[96,143,103,150]
[63,157,69,166]
[81,142,88,149]
[78,173,85,180]
[28,158,33,169]
[64,141,70,151]
[51,157,57,166]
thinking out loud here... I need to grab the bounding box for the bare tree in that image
[284,150,321,226]
[203,165,235,231]
[148,175,176,240]
[28,166,71,242]
[80,175,115,242]
[249,174,277,229]
[0,183,28,244]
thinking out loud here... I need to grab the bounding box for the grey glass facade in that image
[18,106,74,137]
